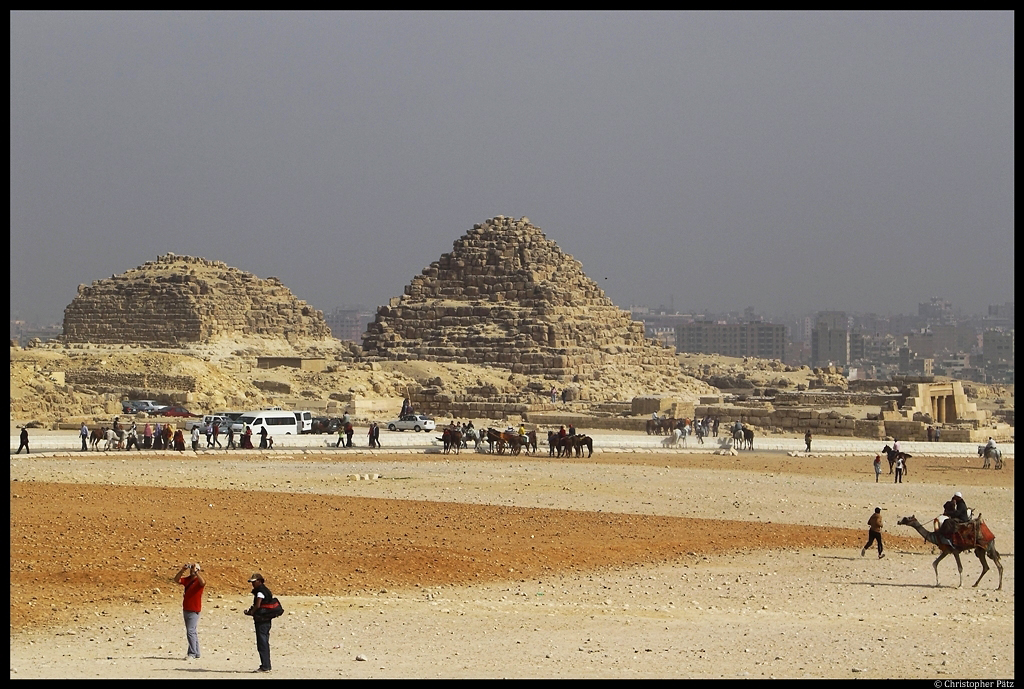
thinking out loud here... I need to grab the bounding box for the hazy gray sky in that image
[10,11,1014,325]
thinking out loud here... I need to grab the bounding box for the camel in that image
[897,515,1003,590]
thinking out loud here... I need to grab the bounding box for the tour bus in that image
[237,409,300,439]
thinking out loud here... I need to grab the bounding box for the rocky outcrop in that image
[62,254,331,346]
[362,216,683,382]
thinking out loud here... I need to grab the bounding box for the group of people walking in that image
[73,418,280,452]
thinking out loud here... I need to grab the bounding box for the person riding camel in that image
[938,491,970,549]
[949,491,969,523]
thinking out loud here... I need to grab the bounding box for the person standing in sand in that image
[873,454,882,482]
[861,507,885,558]
[245,572,274,672]
[894,456,904,483]
[804,429,812,452]
[174,562,205,660]
[17,426,29,454]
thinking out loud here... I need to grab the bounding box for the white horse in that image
[464,427,484,451]
[662,427,686,448]
[978,445,1003,470]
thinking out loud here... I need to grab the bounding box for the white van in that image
[238,409,300,440]
[293,410,313,434]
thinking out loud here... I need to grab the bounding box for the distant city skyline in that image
[10,293,1013,331]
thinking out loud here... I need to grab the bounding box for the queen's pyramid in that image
[362,216,682,383]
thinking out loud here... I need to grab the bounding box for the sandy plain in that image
[9,443,1014,679]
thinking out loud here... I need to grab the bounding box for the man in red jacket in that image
[174,562,206,660]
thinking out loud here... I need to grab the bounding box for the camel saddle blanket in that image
[952,518,994,549]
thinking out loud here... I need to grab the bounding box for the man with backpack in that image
[244,572,281,672]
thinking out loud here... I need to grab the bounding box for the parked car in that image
[385,414,436,432]
[310,417,342,434]
[123,399,166,414]
[185,414,233,432]
[161,405,198,418]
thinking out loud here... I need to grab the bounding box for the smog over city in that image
[10,11,1014,328]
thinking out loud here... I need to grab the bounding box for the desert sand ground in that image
[9,442,1014,679]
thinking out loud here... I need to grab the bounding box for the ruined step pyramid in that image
[62,253,331,346]
[362,216,683,383]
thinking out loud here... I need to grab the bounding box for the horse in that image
[464,427,483,451]
[436,427,460,454]
[978,445,1003,470]
[89,427,105,451]
[486,428,505,454]
[663,427,685,448]
[882,445,911,475]
[548,431,559,457]
[572,435,593,458]
[742,428,754,451]
[440,428,463,455]
[732,428,744,450]
[501,431,524,456]
[646,418,674,435]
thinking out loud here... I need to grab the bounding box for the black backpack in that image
[254,596,284,620]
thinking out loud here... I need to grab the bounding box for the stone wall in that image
[66,371,197,392]
[63,254,331,346]
[774,392,901,407]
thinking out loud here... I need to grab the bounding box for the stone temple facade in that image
[362,216,680,381]
[62,253,331,346]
